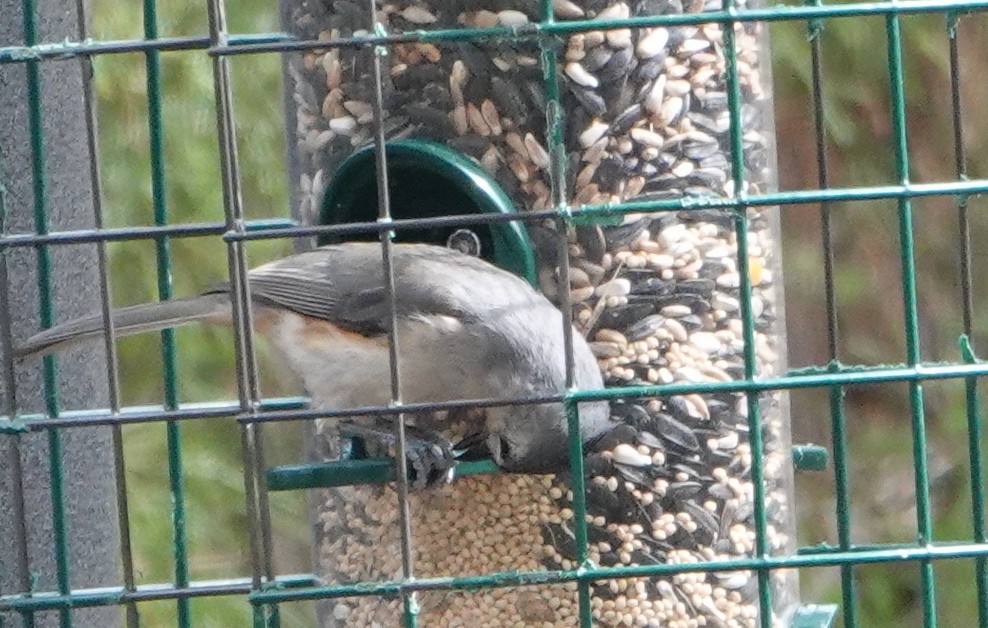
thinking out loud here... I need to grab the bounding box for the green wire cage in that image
[1,0,987,626]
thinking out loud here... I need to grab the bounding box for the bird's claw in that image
[403,438,457,490]
[340,419,457,490]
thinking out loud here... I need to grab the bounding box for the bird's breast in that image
[262,310,507,411]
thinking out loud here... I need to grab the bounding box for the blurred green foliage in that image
[772,11,988,628]
[87,0,988,625]
[91,2,311,626]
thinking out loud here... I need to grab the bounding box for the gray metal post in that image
[0,1,121,626]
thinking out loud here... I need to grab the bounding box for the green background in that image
[82,2,988,625]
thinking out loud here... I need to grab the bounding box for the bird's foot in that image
[340,419,457,491]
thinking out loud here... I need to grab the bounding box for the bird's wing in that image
[231,243,476,336]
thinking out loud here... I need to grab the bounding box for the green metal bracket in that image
[267,443,831,490]
[792,444,829,472]
[318,139,537,286]
[266,458,499,491]
[792,604,839,627]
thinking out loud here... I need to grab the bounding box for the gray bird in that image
[16,242,612,487]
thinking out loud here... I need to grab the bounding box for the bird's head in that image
[457,399,613,474]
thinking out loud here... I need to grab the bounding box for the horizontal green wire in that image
[0,575,319,612]
[243,542,988,605]
[1,0,986,63]
[0,33,286,63]
[222,177,988,239]
[5,358,988,431]
[7,540,988,612]
[1,179,986,251]
[0,217,297,248]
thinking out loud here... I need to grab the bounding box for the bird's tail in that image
[14,293,232,358]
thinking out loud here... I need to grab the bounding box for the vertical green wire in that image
[722,2,772,625]
[0,153,36,628]
[539,0,567,210]
[70,0,141,622]
[964,350,988,626]
[22,1,71,626]
[537,0,591,622]
[961,338,987,628]
[141,0,189,625]
[805,3,858,624]
[885,11,936,628]
[202,0,280,623]
[565,401,592,627]
[946,11,987,626]
[828,369,857,628]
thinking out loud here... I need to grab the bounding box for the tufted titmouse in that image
[16,242,612,486]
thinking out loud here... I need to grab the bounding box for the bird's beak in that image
[486,434,505,467]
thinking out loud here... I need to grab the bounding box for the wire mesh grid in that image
[0,0,987,626]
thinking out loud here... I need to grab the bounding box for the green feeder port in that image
[792,443,830,472]
[318,139,537,286]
